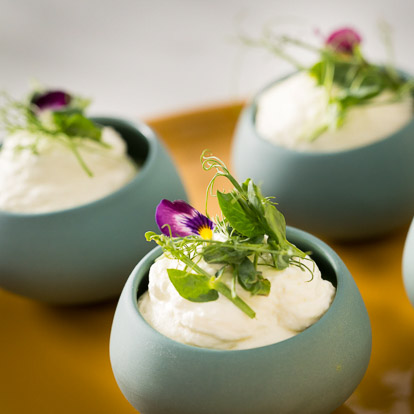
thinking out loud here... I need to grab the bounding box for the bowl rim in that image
[122,226,353,354]
[245,69,414,157]
[0,117,160,218]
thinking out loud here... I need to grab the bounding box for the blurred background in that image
[1,0,414,120]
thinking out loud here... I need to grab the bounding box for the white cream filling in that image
[138,253,335,350]
[0,127,138,213]
[256,71,413,152]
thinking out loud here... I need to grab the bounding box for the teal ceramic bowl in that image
[232,76,414,240]
[110,227,372,414]
[0,117,187,304]
[403,218,414,307]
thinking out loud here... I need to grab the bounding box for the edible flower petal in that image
[325,27,362,54]
[155,199,215,239]
[31,90,71,112]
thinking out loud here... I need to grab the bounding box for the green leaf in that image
[167,269,219,303]
[247,234,265,245]
[272,248,291,270]
[245,179,265,215]
[217,190,263,237]
[236,258,270,296]
[202,243,250,265]
[338,85,382,107]
[53,112,102,141]
[263,202,286,244]
[309,60,325,86]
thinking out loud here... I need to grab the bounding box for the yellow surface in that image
[1,103,414,413]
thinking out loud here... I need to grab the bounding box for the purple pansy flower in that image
[31,90,71,112]
[325,27,361,54]
[156,199,215,239]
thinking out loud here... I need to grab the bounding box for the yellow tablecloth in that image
[1,103,413,413]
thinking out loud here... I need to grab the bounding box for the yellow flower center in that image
[198,226,213,240]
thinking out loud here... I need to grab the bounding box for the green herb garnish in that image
[0,88,108,176]
[146,151,313,318]
[240,25,414,141]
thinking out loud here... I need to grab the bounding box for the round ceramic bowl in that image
[403,217,414,307]
[0,117,187,304]
[110,227,372,414]
[231,76,414,240]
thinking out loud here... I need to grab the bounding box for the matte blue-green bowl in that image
[232,75,414,240]
[110,227,372,414]
[0,117,187,304]
[403,218,414,307]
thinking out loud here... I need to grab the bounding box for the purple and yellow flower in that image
[30,90,71,113]
[325,27,361,54]
[155,199,215,239]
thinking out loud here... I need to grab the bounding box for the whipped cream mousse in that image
[256,71,413,152]
[138,251,335,350]
[0,127,137,213]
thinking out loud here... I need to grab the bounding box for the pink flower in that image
[325,27,362,54]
